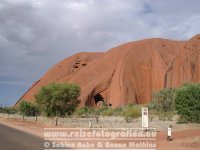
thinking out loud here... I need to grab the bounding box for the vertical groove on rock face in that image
[165,34,200,88]
[15,35,200,107]
[164,56,177,88]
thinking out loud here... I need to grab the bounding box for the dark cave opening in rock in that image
[94,93,104,105]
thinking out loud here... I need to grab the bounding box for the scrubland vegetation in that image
[1,83,199,124]
[148,83,200,123]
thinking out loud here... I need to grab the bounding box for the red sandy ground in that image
[0,118,199,150]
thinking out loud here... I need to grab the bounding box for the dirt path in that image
[157,130,200,150]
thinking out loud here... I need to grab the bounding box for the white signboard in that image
[142,107,148,128]
[168,128,172,137]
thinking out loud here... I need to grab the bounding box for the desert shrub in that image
[175,83,200,123]
[101,108,113,116]
[148,88,176,120]
[75,105,123,117]
[158,111,175,121]
[150,88,175,112]
[92,101,110,116]
[19,101,39,116]
[113,107,123,116]
[75,103,143,118]
[97,106,108,114]
[0,107,18,114]
[75,107,95,116]
[121,104,141,123]
[35,83,80,117]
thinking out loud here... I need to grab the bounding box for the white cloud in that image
[31,0,44,9]
[0,0,200,105]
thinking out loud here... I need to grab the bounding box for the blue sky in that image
[0,0,200,106]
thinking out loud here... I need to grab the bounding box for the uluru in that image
[15,34,200,107]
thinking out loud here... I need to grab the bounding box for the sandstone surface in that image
[15,35,200,107]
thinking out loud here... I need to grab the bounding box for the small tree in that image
[149,88,175,112]
[175,83,200,123]
[35,83,80,117]
[148,88,176,121]
[19,101,39,116]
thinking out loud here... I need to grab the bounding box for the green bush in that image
[148,88,176,120]
[157,111,174,121]
[0,107,18,114]
[90,101,110,116]
[75,107,95,116]
[101,108,113,116]
[74,103,143,119]
[175,83,200,123]
[19,101,39,116]
[35,83,80,117]
[150,88,175,112]
[112,107,123,116]
[121,104,141,123]
[75,105,129,117]
[97,105,108,114]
